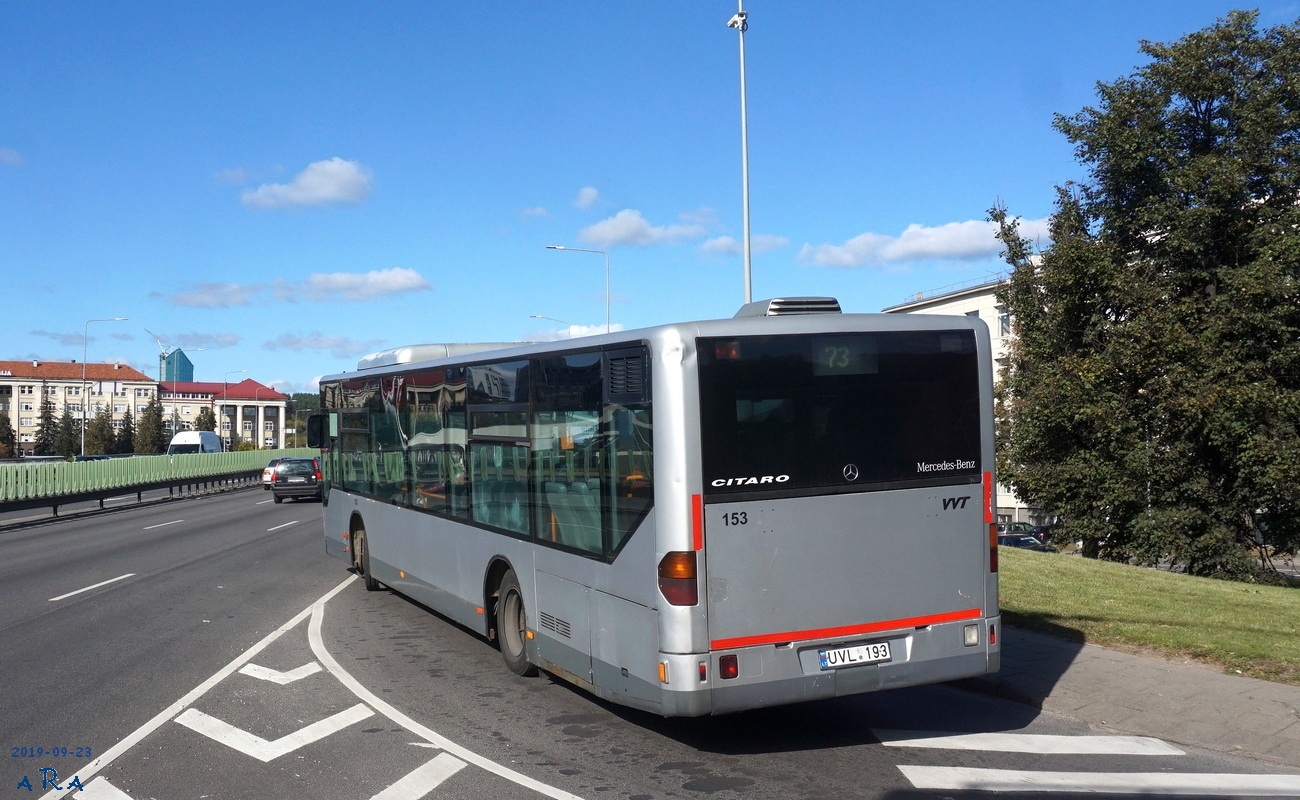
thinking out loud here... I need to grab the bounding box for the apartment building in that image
[0,359,156,456]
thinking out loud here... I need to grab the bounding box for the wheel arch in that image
[483,556,518,644]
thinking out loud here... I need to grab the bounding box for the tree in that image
[85,409,115,456]
[0,413,16,459]
[32,398,57,456]
[993,11,1300,580]
[55,409,79,460]
[114,409,135,454]
[195,406,216,432]
[135,396,167,454]
[287,392,319,446]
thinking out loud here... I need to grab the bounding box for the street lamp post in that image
[222,369,248,447]
[81,317,128,456]
[728,1,753,304]
[529,315,572,338]
[545,246,610,333]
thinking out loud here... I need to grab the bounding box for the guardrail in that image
[0,449,317,518]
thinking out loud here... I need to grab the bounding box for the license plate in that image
[818,641,892,669]
[288,477,306,483]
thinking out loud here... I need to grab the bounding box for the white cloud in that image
[0,147,24,166]
[241,157,373,209]
[579,209,707,247]
[215,167,249,184]
[523,323,625,342]
[574,186,599,209]
[297,267,432,302]
[168,282,263,308]
[264,331,383,359]
[164,269,431,307]
[522,206,549,218]
[701,234,790,256]
[798,217,1051,268]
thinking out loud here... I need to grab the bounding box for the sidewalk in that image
[964,625,1300,769]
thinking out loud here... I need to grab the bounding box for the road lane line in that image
[267,520,298,531]
[897,766,1300,795]
[174,704,374,762]
[307,598,585,800]
[875,730,1184,755]
[38,574,358,800]
[48,574,136,602]
[143,520,184,530]
[370,753,466,800]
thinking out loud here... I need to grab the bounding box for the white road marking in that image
[897,766,1300,795]
[38,574,358,800]
[307,598,585,800]
[174,704,374,762]
[875,730,1184,755]
[267,520,298,531]
[238,661,323,685]
[48,574,136,602]
[369,753,466,800]
[143,520,184,530]
[70,777,133,799]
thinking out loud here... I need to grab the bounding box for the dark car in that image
[270,458,322,503]
[998,534,1053,552]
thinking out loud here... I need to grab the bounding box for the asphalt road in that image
[1,489,1292,799]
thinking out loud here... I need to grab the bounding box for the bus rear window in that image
[697,331,981,496]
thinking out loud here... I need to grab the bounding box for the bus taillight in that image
[989,522,999,572]
[658,551,698,606]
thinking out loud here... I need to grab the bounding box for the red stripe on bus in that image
[983,471,993,524]
[709,607,982,651]
[691,494,704,551]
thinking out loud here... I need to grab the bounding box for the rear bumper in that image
[658,615,1000,716]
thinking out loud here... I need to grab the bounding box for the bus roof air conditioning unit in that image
[733,297,842,318]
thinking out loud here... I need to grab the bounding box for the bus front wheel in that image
[353,527,380,592]
[497,570,537,677]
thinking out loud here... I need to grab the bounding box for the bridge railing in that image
[0,449,318,516]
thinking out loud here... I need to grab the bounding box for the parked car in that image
[1030,523,1058,545]
[270,457,322,503]
[998,534,1053,552]
[261,457,287,490]
[998,521,1034,535]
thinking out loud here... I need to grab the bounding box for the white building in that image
[159,379,288,449]
[882,277,1046,524]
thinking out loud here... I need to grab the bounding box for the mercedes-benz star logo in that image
[842,464,860,482]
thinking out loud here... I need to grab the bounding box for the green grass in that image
[997,546,1300,685]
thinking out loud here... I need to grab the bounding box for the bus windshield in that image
[697,330,981,496]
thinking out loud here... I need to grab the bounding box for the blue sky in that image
[4,1,1296,394]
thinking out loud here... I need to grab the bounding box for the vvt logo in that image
[942,496,971,510]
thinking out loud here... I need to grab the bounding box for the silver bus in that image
[309,297,1000,716]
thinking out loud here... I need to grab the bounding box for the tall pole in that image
[728,1,753,304]
[544,246,610,333]
[81,317,128,456]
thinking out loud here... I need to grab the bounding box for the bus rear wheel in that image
[497,569,537,677]
[353,527,380,592]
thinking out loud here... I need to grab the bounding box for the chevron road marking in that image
[369,753,467,800]
[174,703,374,762]
[68,777,132,799]
[238,660,324,685]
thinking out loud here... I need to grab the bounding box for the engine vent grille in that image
[540,611,572,639]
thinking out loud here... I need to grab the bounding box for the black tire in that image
[497,569,537,676]
[272,494,283,504]
[353,528,380,591]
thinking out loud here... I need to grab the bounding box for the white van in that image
[166,431,224,454]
